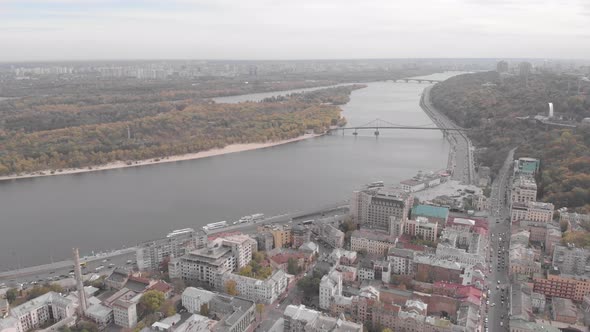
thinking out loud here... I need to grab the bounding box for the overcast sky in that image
[1,0,589,61]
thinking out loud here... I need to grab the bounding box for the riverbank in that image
[0,133,321,182]
[420,85,476,185]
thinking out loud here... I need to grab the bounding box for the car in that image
[496,285,499,290]
[500,322,503,327]
[497,280,500,284]
[491,303,496,307]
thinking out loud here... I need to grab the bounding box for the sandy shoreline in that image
[0,133,321,182]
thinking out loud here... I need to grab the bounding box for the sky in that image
[0,0,589,61]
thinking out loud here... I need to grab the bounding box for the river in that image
[0,72,462,270]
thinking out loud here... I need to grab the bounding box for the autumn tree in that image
[225,280,238,296]
[256,303,265,321]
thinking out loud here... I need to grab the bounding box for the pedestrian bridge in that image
[396,78,442,84]
[328,118,468,137]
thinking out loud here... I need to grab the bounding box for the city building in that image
[182,288,216,314]
[85,303,113,329]
[350,230,396,256]
[283,304,362,332]
[533,267,590,302]
[173,314,217,332]
[553,244,590,275]
[137,228,207,271]
[255,232,274,252]
[399,171,445,193]
[171,246,236,286]
[414,255,464,284]
[7,292,74,332]
[387,247,416,275]
[435,227,486,267]
[511,201,554,223]
[350,187,413,233]
[552,297,578,324]
[216,270,288,304]
[208,294,256,332]
[110,289,141,328]
[559,210,590,232]
[404,217,438,242]
[219,234,256,269]
[319,270,343,310]
[514,157,540,176]
[182,288,255,332]
[410,204,449,228]
[291,225,311,248]
[258,224,292,249]
[328,248,357,266]
[511,175,538,205]
[315,223,345,248]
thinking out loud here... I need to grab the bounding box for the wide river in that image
[0,72,462,269]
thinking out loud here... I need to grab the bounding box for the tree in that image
[171,278,186,294]
[253,252,265,263]
[160,301,176,317]
[5,288,18,303]
[287,257,299,275]
[256,303,265,321]
[382,328,393,332]
[225,280,238,296]
[200,303,209,316]
[140,290,166,314]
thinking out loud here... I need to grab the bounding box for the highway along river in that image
[0,72,461,269]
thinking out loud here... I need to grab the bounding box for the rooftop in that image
[411,204,450,220]
[182,287,215,303]
[351,229,395,243]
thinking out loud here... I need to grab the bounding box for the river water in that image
[0,72,461,269]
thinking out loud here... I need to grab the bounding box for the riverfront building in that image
[350,187,413,233]
[170,246,236,286]
[137,228,207,271]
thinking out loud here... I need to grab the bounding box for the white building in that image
[182,288,216,314]
[173,246,236,286]
[387,248,416,275]
[216,270,288,304]
[350,188,413,233]
[112,293,140,328]
[137,228,207,271]
[219,235,257,270]
[8,292,74,332]
[319,270,342,310]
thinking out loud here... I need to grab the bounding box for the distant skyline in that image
[1,0,590,62]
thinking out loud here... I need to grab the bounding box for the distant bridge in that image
[328,118,469,137]
[396,78,442,84]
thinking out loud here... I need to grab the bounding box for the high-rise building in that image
[351,187,412,233]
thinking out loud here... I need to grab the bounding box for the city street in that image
[485,148,516,332]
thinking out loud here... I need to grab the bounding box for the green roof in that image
[411,205,449,220]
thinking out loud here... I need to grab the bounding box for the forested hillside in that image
[431,71,590,211]
[0,85,364,176]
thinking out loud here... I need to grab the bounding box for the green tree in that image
[5,288,18,303]
[160,301,176,317]
[253,252,265,263]
[200,303,209,316]
[287,257,299,275]
[140,290,166,314]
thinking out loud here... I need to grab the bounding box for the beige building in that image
[404,217,438,242]
[511,201,554,223]
[351,187,413,233]
[219,234,256,270]
[170,246,236,286]
[511,175,537,205]
[8,292,74,332]
[258,224,292,249]
[350,230,396,256]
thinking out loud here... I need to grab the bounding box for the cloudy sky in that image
[0,0,589,61]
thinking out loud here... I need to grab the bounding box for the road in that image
[421,86,476,185]
[485,148,516,332]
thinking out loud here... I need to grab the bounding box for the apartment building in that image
[137,228,207,271]
[350,230,396,256]
[216,270,288,304]
[319,270,343,310]
[387,247,416,275]
[404,217,438,242]
[8,292,74,332]
[219,234,256,269]
[283,304,362,332]
[511,201,554,223]
[258,224,292,249]
[172,246,236,286]
[511,175,537,205]
[182,288,215,314]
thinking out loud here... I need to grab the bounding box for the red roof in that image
[270,252,305,265]
[148,281,172,293]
